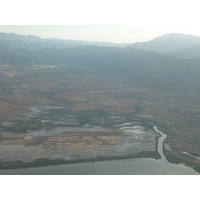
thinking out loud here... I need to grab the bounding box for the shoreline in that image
[0,125,199,174]
[0,151,160,170]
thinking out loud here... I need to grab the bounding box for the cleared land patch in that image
[0,127,158,163]
[52,90,115,102]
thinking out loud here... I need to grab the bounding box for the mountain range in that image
[1,31,200,56]
[0,32,129,50]
[0,32,200,84]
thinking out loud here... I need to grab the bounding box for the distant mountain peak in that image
[129,33,200,54]
[0,32,43,43]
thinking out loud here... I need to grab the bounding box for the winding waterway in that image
[0,126,199,175]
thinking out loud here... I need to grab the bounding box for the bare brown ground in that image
[71,103,104,111]
[0,130,138,162]
[52,90,115,102]
[71,99,136,113]
[0,130,128,150]
[45,130,128,152]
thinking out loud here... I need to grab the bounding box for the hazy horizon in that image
[1,25,200,44]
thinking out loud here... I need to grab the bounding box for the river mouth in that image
[153,126,199,175]
[153,126,167,160]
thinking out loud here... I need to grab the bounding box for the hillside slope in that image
[0,43,36,64]
[167,44,200,59]
[129,33,200,54]
[1,43,200,83]
[31,46,200,82]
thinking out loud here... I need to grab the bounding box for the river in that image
[0,126,199,175]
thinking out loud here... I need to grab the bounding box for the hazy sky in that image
[1,1,200,43]
[1,25,200,44]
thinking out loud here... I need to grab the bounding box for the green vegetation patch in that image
[2,119,44,133]
[75,109,110,125]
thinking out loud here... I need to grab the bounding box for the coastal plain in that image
[0,64,199,171]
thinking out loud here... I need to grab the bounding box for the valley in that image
[0,32,200,173]
[0,63,199,172]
